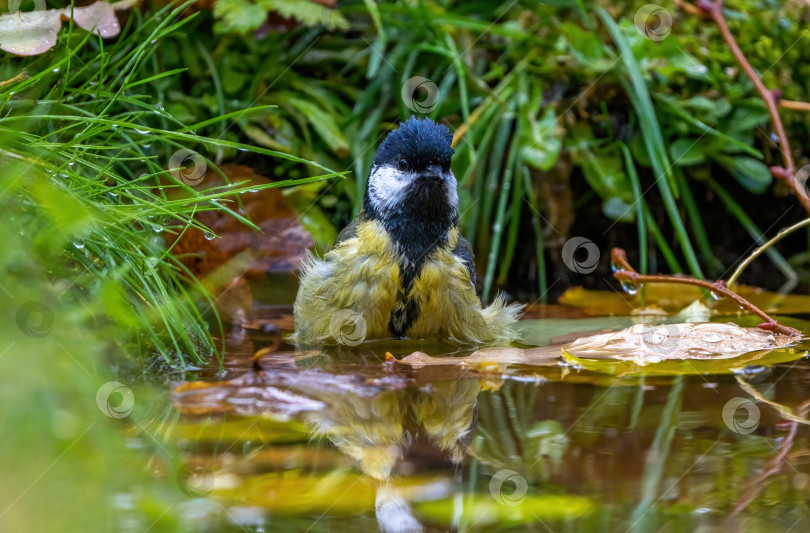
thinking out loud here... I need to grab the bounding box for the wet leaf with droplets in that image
[0,0,135,56]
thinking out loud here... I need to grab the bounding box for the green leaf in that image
[288,98,350,156]
[669,138,705,166]
[725,156,773,194]
[520,108,562,171]
[213,0,266,34]
[558,22,614,71]
[260,0,348,30]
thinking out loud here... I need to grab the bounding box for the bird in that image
[293,117,521,346]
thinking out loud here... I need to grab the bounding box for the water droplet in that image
[620,279,639,295]
[73,242,85,250]
[52,68,60,73]
[709,291,720,301]
[203,231,216,241]
[151,225,163,233]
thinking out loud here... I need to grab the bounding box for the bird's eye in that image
[397,158,408,171]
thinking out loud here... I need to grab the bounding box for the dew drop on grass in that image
[73,242,85,250]
[203,231,216,241]
[709,291,720,301]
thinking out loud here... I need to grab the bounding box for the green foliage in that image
[213,0,348,34]
[187,0,810,293]
[0,2,332,365]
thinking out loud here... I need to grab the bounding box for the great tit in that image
[293,117,521,345]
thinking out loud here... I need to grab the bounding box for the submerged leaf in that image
[389,346,560,369]
[416,494,594,527]
[562,322,803,375]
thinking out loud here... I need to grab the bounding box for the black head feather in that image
[372,116,454,173]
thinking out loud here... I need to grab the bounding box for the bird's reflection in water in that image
[303,377,482,533]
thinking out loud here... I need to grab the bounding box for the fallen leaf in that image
[0,0,135,56]
[168,164,313,277]
[562,322,805,376]
[71,1,122,38]
[389,346,561,369]
[172,358,409,417]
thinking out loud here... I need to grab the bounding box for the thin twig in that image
[0,72,27,88]
[690,0,810,215]
[727,217,810,287]
[780,99,810,112]
[611,248,801,336]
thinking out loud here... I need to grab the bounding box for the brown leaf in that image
[172,360,409,417]
[168,164,313,277]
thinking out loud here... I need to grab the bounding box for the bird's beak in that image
[420,165,443,184]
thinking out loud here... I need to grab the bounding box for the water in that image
[145,300,810,532]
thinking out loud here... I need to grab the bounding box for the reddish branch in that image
[611,248,801,336]
[689,0,810,215]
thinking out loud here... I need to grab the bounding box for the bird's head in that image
[364,117,457,222]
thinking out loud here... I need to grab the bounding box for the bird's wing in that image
[452,235,477,287]
[332,212,366,249]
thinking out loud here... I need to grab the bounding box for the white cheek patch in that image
[445,172,459,210]
[368,165,414,212]
[368,165,460,212]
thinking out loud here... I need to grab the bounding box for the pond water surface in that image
[143,284,810,533]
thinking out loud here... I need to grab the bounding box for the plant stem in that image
[727,217,810,287]
[691,0,810,214]
[611,248,801,336]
